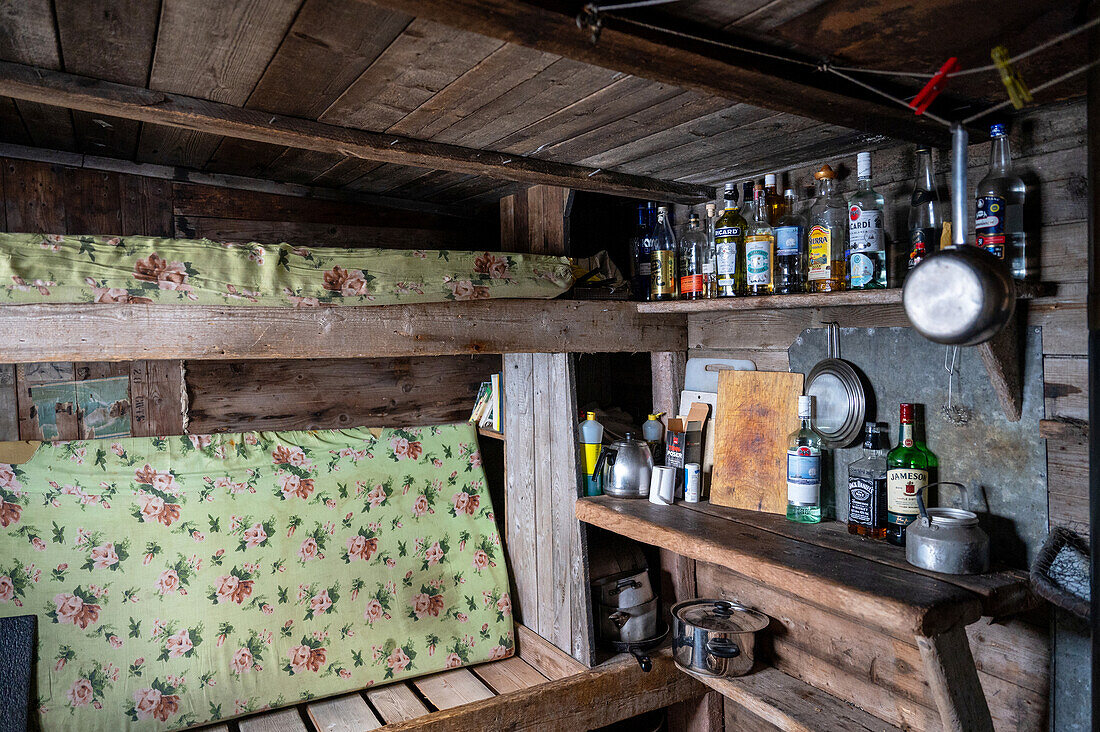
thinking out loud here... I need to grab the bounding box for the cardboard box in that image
[664,402,710,495]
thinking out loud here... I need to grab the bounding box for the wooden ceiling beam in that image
[0,61,713,204]
[360,0,952,146]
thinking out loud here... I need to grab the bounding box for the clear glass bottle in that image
[976,123,1032,279]
[885,403,932,546]
[648,206,678,301]
[678,213,711,300]
[745,187,775,296]
[847,422,887,538]
[763,173,785,225]
[807,165,847,292]
[786,395,822,524]
[908,148,941,274]
[714,183,747,297]
[847,152,888,289]
[704,201,719,297]
[630,202,652,300]
[738,181,755,223]
[774,188,805,294]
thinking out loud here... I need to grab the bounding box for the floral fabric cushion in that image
[0,424,513,731]
[0,232,573,306]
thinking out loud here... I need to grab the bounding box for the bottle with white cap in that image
[847,152,887,289]
[786,395,822,524]
[763,173,785,225]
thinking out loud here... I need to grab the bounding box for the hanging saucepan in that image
[903,123,1016,346]
[805,322,866,448]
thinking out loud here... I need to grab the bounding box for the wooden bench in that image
[196,625,705,732]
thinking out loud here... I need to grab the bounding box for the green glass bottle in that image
[714,183,747,297]
[885,403,930,546]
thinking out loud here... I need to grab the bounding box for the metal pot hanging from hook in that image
[903,124,1016,346]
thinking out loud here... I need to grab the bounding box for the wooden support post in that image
[975,310,1022,422]
[916,625,994,732]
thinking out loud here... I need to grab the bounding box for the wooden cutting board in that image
[711,370,804,514]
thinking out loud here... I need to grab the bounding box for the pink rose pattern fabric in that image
[0,232,574,307]
[0,424,512,731]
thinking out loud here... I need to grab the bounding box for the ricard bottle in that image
[714,183,747,297]
[648,206,678,301]
[786,395,822,524]
[908,148,941,273]
[774,188,805,294]
[886,403,931,546]
[807,165,847,292]
[745,187,775,295]
[847,151,887,289]
[976,123,1031,279]
[847,422,887,538]
[678,213,711,300]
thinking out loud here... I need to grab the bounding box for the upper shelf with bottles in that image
[628,126,1040,313]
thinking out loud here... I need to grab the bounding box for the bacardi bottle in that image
[847,152,887,289]
[648,206,678,301]
[714,184,746,297]
[745,187,775,295]
[774,188,805,294]
[807,165,847,292]
[847,422,887,538]
[908,148,941,273]
[976,123,1032,280]
[886,403,932,546]
[678,213,711,300]
[786,395,822,524]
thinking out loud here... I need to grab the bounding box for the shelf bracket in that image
[975,310,1023,422]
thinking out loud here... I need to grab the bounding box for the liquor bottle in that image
[704,201,719,297]
[745,187,775,295]
[678,213,711,300]
[738,181,755,223]
[629,203,652,300]
[786,395,822,524]
[807,165,847,292]
[976,123,1032,279]
[763,173,785,225]
[714,183,747,297]
[774,188,805,294]
[885,403,931,546]
[847,152,888,289]
[847,422,887,538]
[648,206,678,301]
[908,148,941,274]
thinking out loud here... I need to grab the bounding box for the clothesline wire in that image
[587,0,683,11]
[826,67,953,128]
[961,56,1100,124]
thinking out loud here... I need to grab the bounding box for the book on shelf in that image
[468,373,504,434]
[490,372,502,433]
[469,381,491,425]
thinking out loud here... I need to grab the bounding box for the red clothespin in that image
[910,57,959,115]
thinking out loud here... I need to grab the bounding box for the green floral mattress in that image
[0,232,573,306]
[0,424,513,731]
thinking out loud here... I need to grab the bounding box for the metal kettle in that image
[906,482,991,575]
[593,433,653,498]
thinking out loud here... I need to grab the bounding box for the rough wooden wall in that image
[0,156,496,439]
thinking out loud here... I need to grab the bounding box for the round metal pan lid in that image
[672,599,768,633]
[806,358,865,448]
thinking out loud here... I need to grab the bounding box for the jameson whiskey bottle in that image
[807,165,847,292]
[745,187,775,296]
[648,206,678,301]
[886,403,930,546]
[848,422,887,538]
[714,183,747,297]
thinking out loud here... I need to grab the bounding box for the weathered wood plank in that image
[0,301,687,363]
[514,624,587,680]
[237,707,309,732]
[503,353,538,626]
[916,626,995,732]
[470,656,548,694]
[1044,356,1088,421]
[306,693,382,732]
[62,168,122,235]
[0,365,18,440]
[577,497,982,637]
[364,683,429,723]
[174,217,476,250]
[129,360,186,437]
[2,158,67,232]
[412,668,495,709]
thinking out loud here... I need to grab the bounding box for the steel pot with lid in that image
[672,598,769,678]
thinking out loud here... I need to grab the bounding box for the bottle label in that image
[636,261,651,276]
[887,467,928,522]
[849,252,874,287]
[909,227,937,270]
[701,262,715,275]
[715,240,737,278]
[650,250,676,296]
[807,224,831,281]
[715,226,742,239]
[787,447,820,505]
[680,274,704,296]
[848,206,883,252]
[745,235,772,286]
[775,225,802,257]
[975,195,1006,259]
[848,474,884,528]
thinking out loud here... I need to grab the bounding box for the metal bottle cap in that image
[765,173,777,186]
[990,123,1007,137]
[857,152,872,179]
[798,395,814,417]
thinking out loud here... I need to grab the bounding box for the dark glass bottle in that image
[648,206,678,301]
[847,422,887,538]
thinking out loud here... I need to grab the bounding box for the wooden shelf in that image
[477,427,505,441]
[576,497,1032,637]
[636,280,1050,314]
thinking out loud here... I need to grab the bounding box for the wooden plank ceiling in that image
[0,0,1086,211]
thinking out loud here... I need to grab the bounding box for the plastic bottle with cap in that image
[579,411,605,496]
[642,413,665,464]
